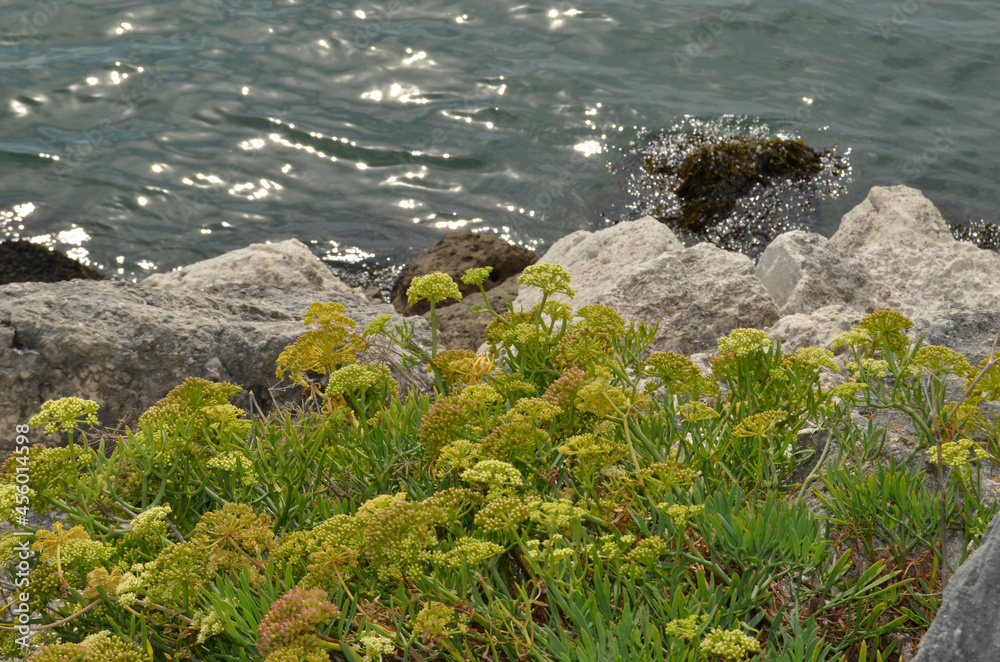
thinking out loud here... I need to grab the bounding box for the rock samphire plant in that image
[1,266,998,662]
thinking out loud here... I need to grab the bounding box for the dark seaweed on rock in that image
[951,220,1000,251]
[615,126,849,257]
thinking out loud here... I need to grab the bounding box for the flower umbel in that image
[407,272,462,306]
[29,397,99,435]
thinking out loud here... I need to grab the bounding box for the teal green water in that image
[2,0,998,281]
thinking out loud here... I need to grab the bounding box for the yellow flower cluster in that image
[357,632,396,662]
[407,272,462,306]
[717,328,771,357]
[517,263,574,298]
[461,460,524,500]
[663,613,708,639]
[29,397,99,434]
[207,450,258,484]
[927,437,993,469]
[421,537,504,569]
[699,627,760,660]
[662,503,705,528]
[461,266,493,286]
[731,410,786,438]
[846,358,890,379]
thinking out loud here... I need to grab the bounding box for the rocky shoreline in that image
[2,184,1000,659]
[3,185,1000,449]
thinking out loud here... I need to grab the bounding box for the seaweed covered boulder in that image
[613,120,848,257]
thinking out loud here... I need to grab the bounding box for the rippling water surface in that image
[2,0,998,281]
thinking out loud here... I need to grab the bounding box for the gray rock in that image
[608,243,780,354]
[830,186,1000,318]
[0,240,431,457]
[912,512,1000,662]
[515,215,684,311]
[391,231,537,317]
[756,230,879,316]
[141,237,360,301]
[768,304,866,353]
[911,309,1000,366]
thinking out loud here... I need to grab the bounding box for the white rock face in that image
[829,186,1000,318]
[767,304,866,353]
[0,241,430,457]
[142,238,359,297]
[516,217,780,354]
[756,231,878,316]
[515,216,684,310]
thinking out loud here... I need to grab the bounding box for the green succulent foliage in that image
[7,269,998,662]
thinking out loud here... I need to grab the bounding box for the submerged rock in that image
[0,240,105,285]
[613,121,848,257]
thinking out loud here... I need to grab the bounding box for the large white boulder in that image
[829,186,1000,318]
[515,216,684,311]
[0,240,430,458]
[756,230,879,316]
[515,217,779,355]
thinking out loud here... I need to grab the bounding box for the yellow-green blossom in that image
[680,402,720,423]
[407,272,462,306]
[207,451,259,484]
[846,358,890,379]
[905,345,973,377]
[518,263,575,299]
[461,460,523,500]
[437,439,482,476]
[461,266,493,286]
[363,313,392,337]
[717,329,771,357]
[699,628,760,660]
[661,503,705,528]
[731,410,786,438]
[29,397,99,434]
[664,614,708,640]
[927,437,994,469]
[357,632,396,662]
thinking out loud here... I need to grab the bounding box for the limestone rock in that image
[830,186,1000,318]
[768,305,866,353]
[0,242,430,457]
[912,512,1000,662]
[515,216,684,311]
[755,231,878,316]
[391,232,537,316]
[608,243,780,354]
[141,238,357,298]
[515,228,778,355]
